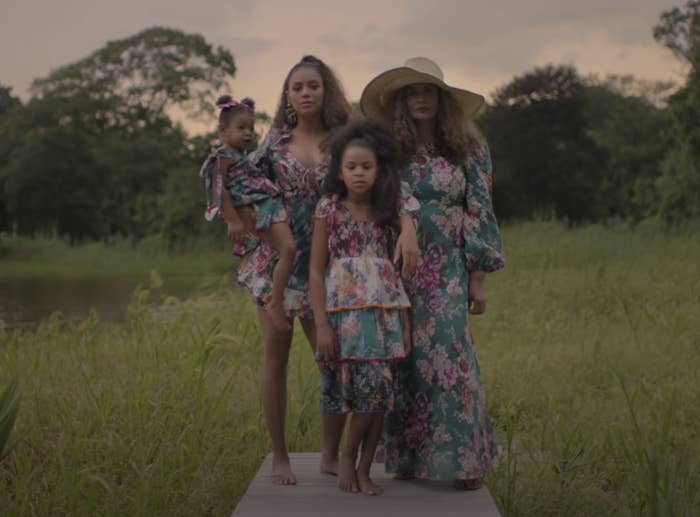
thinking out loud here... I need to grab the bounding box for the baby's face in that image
[221,111,255,151]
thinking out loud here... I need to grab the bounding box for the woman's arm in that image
[309,217,334,359]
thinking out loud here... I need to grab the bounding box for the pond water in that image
[0,275,221,329]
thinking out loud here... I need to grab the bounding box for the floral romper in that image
[198,145,287,256]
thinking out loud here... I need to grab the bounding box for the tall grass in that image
[1,221,699,515]
[479,222,700,516]
[0,282,320,515]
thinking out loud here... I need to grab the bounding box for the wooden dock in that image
[232,452,501,517]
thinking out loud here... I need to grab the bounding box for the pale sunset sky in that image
[1,0,685,133]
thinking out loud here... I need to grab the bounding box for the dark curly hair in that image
[272,55,352,131]
[390,86,481,164]
[216,95,255,130]
[324,119,403,233]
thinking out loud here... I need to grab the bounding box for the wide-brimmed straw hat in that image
[360,57,485,122]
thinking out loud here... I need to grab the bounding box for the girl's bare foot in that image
[356,470,382,496]
[320,454,339,476]
[337,454,359,493]
[271,457,297,486]
[267,303,291,330]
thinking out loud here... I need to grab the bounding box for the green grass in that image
[0,235,235,278]
[1,221,699,515]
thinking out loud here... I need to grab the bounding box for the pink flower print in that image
[436,360,457,390]
[425,290,447,313]
[416,359,435,384]
[458,357,470,375]
[415,155,428,166]
[432,424,453,445]
[461,383,475,423]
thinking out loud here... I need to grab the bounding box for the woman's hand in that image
[394,218,420,280]
[468,272,487,315]
[237,207,256,232]
[316,323,335,360]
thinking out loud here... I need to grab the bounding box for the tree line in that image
[0,2,698,245]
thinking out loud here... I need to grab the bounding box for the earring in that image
[285,102,297,126]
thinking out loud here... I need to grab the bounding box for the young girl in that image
[309,119,412,496]
[199,95,296,329]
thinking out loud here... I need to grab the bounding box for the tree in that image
[480,65,606,222]
[654,2,700,223]
[1,27,237,241]
[30,27,236,128]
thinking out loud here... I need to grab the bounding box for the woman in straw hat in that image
[360,57,505,489]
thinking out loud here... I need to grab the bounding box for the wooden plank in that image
[232,452,501,517]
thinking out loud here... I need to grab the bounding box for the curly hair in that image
[271,55,352,131]
[390,86,481,164]
[323,119,403,234]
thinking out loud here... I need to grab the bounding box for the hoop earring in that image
[285,102,297,126]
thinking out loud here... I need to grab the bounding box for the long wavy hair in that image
[271,55,352,131]
[324,119,403,234]
[390,86,482,164]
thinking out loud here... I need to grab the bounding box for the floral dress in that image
[314,198,410,414]
[198,145,287,256]
[235,129,326,318]
[382,141,505,481]
[236,128,420,319]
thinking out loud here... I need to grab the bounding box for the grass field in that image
[1,221,699,516]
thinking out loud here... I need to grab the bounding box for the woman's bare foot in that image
[356,470,383,496]
[267,303,291,330]
[337,454,359,493]
[320,454,339,476]
[455,477,483,490]
[271,457,297,486]
[393,471,415,480]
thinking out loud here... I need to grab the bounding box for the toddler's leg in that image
[339,413,377,494]
[356,414,384,495]
[263,222,296,330]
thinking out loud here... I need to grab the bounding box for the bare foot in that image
[337,455,359,493]
[267,303,291,330]
[271,458,297,486]
[357,470,382,496]
[320,454,339,476]
[455,477,483,490]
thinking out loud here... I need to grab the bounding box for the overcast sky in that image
[1,0,685,132]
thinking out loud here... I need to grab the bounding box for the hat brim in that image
[360,66,485,123]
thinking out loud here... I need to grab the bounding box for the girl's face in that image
[339,144,377,199]
[287,66,325,119]
[405,83,440,121]
[220,110,255,151]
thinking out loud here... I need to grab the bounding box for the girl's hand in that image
[226,219,247,241]
[468,273,487,315]
[394,225,419,280]
[316,323,335,360]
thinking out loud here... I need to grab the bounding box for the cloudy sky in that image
[1,0,685,131]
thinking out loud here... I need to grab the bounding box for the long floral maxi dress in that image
[313,198,410,414]
[383,141,505,481]
[198,145,287,257]
[236,129,326,318]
